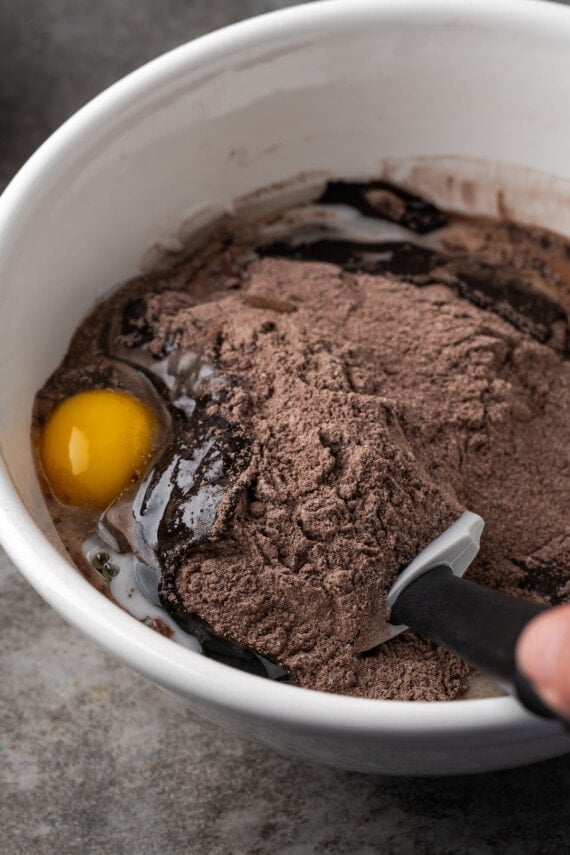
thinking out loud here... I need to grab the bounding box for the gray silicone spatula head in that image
[357,511,485,652]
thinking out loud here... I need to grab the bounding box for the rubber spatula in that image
[359,512,569,726]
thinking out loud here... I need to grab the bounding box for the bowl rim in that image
[0,0,568,738]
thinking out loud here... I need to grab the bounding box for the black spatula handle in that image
[390,565,568,725]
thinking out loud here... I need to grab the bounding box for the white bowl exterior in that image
[1,0,570,774]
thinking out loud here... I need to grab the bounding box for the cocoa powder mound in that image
[141,251,569,700]
[35,198,570,702]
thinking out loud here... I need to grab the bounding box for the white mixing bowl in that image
[1,0,569,775]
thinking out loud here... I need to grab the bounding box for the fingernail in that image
[517,608,570,714]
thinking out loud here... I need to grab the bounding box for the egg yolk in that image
[40,389,158,510]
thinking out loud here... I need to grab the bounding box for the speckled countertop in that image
[2,2,570,853]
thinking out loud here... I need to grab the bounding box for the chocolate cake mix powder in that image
[34,183,570,700]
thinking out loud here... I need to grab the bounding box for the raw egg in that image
[40,389,158,509]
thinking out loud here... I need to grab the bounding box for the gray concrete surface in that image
[2,2,570,853]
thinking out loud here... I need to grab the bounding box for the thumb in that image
[516,605,570,718]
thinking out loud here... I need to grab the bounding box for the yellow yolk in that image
[40,389,158,510]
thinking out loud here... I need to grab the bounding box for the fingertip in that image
[516,606,570,718]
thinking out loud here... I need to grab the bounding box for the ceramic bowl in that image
[1,0,569,775]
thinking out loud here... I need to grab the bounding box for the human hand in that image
[516,605,570,718]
